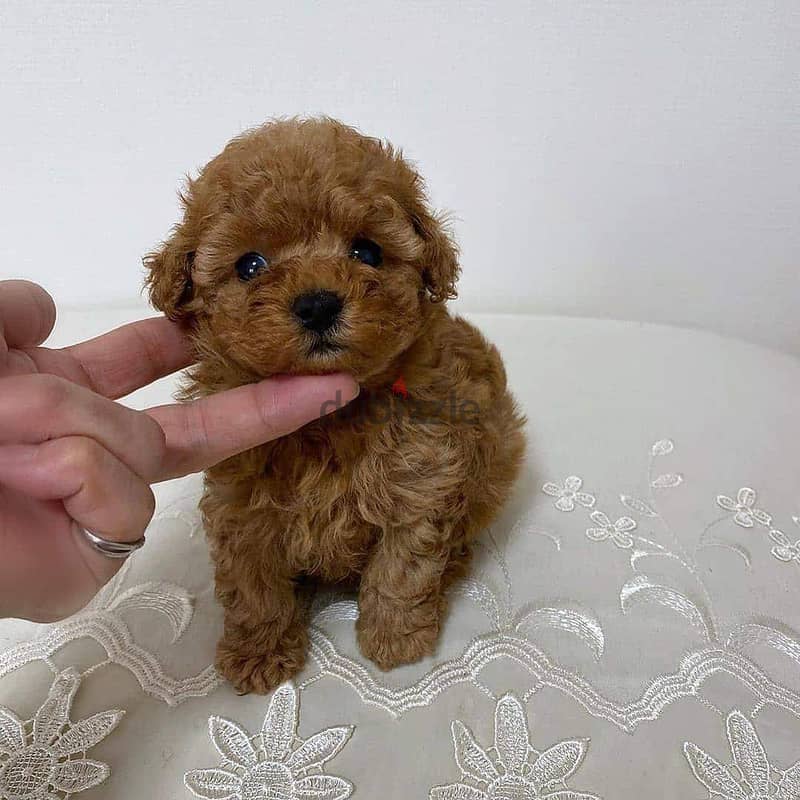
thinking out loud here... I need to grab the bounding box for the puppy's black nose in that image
[292,290,343,334]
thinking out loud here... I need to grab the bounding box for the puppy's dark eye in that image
[235,252,269,281]
[349,238,382,268]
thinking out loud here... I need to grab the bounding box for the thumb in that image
[147,373,359,481]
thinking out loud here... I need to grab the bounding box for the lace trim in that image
[307,627,800,730]
[0,669,123,798]
[185,682,354,800]
[430,693,600,799]
[0,576,221,707]
[2,438,800,797]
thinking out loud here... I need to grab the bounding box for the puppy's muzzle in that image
[292,290,343,335]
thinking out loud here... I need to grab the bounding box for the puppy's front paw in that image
[216,626,308,695]
[356,610,439,671]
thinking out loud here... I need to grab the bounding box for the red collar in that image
[390,374,409,398]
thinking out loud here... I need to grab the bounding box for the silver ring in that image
[80,528,146,559]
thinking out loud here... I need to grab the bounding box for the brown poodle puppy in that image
[145,118,526,694]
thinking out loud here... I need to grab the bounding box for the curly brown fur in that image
[145,118,526,694]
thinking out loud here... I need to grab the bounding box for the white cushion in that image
[1,309,798,799]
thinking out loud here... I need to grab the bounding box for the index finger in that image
[147,373,359,481]
[0,281,57,349]
[62,316,195,399]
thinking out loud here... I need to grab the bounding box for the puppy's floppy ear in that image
[410,206,460,304]
[143,225,197,321]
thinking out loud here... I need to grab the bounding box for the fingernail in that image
[308,373,359,404]
[340,376,360,401]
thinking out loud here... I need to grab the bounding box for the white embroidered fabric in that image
[1,311,798,799]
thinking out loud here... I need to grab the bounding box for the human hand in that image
[0,281,358,622]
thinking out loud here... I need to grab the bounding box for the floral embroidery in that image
[2,439,800,799]
[585,511,636,549]
[717,488,772,529]
[542,476,596,512]
[185,682,354,800]
[651,473,683,488]
[768,529,800,564]
[0,669,123,799]
[711,488,800,567]
[308,440,800,725]
[0,561,220,706]
[651,439,675,456]
[684,710,800,799]
[430,694,600,799]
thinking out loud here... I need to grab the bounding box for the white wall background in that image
[1,1,798,353]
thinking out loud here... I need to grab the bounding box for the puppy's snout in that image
[292,290,343,334]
